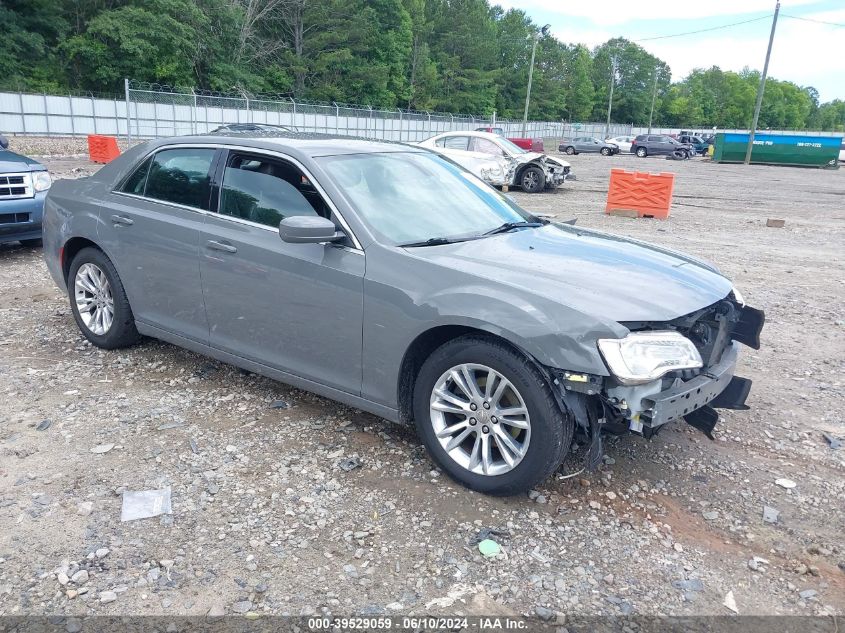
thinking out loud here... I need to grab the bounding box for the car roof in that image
[433,130,504,140]
[147,133,426,158]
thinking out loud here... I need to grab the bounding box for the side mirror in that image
[278,216,343,244]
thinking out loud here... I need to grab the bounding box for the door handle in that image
[206,240,237,254]
[111,214,134,226]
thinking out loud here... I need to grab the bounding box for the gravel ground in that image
[0,150,843,621]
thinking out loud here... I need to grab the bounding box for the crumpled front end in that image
[542,156,570,187]
[552,294,764,443]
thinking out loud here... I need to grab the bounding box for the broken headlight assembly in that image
[597,331,702,385]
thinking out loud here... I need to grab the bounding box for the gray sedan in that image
[43,135,763,495]
[559,137,620,156]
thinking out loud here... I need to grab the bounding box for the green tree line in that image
[2,0,843,130]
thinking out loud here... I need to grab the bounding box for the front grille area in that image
[0,173,33,199]
[0,212,31,224]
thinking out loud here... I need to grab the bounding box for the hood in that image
[0,150,45,173]
[404,224,733,323]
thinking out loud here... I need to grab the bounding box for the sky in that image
[494,0,845,102]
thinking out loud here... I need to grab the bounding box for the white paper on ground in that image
[121,487,172,521]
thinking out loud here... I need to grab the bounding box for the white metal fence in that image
[1,81,837,143]
[1,81,633,143]
[0,91,129,137]
[123,81,577,142]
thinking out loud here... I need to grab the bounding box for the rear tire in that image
[519,166,546,194]
[564,146,575,155]
[635,147,648,157]
[68,247,140,349]
[413,335,574,495]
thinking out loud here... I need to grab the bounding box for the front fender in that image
[361,245,626,408]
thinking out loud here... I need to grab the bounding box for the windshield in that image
[496,137,527,155]
[319,152,532,245]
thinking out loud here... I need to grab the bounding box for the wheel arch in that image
[61,236,103,284]
[396,325,538,425]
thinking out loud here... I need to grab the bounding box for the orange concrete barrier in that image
[87,134,120,164]
[605,169,675,219]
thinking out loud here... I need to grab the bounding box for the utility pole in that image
[604,56,617,139]
[522,24,550,137]
[745,1,780,165]
[648,69,659,134]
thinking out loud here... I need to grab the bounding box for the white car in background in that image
[607,135,635,153]
[415,139,511,188]
[419,131,571,193]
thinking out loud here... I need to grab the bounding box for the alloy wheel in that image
[522,171,539,189]
[429,363,531,476]
[74,263,114,336]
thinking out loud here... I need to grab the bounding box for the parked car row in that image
[558,134,706,160]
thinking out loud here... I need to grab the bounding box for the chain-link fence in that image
[6,81,836,145]
[124,81,571,142]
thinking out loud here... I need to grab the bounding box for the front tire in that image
[635,147,648,157]
[413,335,574,495]
[68,247,140,349]
[519,166,546,193]
[600,147,611,156]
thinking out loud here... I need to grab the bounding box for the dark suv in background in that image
[631,134,693,159]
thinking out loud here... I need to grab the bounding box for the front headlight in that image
[597,331,702,385]
[33,171,52,192]
[731,286,745,306]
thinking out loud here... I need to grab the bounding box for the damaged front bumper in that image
[554,302,764,441]
[639,341,750,435]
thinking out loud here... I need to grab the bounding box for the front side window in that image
[145,148,215,209]
[319,151,530,245]
[473,138,503,156]
[219,153,319,228]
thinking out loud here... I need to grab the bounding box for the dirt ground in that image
[0,148,843,622]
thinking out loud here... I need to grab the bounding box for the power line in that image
[634,14,773,42]
[781,13,845,27]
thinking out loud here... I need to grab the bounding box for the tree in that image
[1,0,842,130]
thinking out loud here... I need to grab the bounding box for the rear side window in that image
[144,148,215,210]
[219,153,319,228]
[120,156,152,195]
[442,136,470,150]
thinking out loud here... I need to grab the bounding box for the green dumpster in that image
[712,133,841,167]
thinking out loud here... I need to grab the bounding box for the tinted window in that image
[120,156,152,195]
[145,148,215,209]
[474,138,503,156]
[219,153,318,228]
[443,136,470,150]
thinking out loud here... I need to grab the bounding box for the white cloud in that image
[495,0,820,24]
